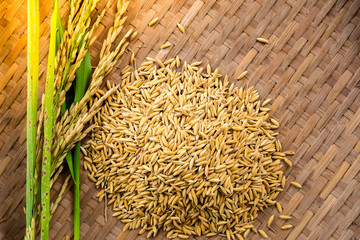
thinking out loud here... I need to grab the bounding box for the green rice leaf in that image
[74,51,92,101]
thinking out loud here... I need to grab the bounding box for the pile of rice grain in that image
[83,57,294,239]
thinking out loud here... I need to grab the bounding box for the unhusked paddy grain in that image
[177,23,185,33]
[283,157,293,167]
[281,225,293,230]
[267,215,274,227]
[160,42,172,49]
[237,71,248,80]
[256,38,269,44]
[130,31,138,41]
[276,202,283,213]
[291,181,302,188]
[148,17,159,26]
[84,57,294,239]
[130,51,135,65]
[259,229,268,238]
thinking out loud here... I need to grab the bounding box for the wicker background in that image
[0,0,359,239]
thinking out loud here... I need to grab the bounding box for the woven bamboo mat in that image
[0,0,359,239]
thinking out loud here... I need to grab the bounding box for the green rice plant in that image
[26,0,133,238]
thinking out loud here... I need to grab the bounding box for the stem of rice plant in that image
[65,134,76,181]
[40,2,58,239]
[73,143,81,240]
[26,0,39,238]
[73,49,92,240]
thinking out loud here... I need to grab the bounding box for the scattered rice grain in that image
[257,38,269,44]
[177,23,185,33]
[281,225,293,230]
[148,17,159,26]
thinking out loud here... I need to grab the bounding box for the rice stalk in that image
[25,0,39,238]
[40,2,58,238]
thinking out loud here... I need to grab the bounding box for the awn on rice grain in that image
[84,57,295,239]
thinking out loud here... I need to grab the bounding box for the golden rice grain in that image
[283,157,293,167]
[130,31,138,41]
[270,118,279,127]
[236,233,244,240]
[176,56,180,67]
[160,42,172,49]
[281,225,293,230]
[177,23,185,33]
[237,71,248,80]
[281,175,286,188]
[257,38,269,44]
[259,230,268,238]
[148,17,159,26]
[206,232,217,237]
[262,98,271,106]
[276,202,283,213]
[284,150,295,155]
[279,215,292,220]
[130,51,135,65]
[267,215,274,227]
[178,234,189,239]
[291,181,302,188]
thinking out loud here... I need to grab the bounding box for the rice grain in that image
[177,23,185,33]
[161,42,172,49]
[281,225,293,230]
[291,182,302,188]
[148,17,159,26]
[257,38,269,44]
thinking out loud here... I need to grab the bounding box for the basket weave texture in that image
[0,0,359,239]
